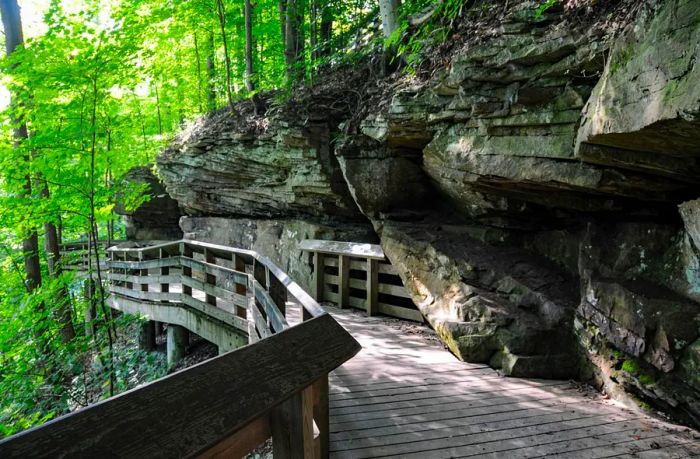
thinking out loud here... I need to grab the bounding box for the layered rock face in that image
[158,110,361,221]
[156,0,700,427]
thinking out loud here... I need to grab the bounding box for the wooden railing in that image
[300,239,423,323]
[0,240,359,458]
[59,239,126,273]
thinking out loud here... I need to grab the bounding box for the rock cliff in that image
[156,0,700,427]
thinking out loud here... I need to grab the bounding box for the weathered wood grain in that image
[0,313,360,459]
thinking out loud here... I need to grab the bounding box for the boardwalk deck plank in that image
[326,306,700,459]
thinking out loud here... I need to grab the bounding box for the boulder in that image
[379,220,579,378]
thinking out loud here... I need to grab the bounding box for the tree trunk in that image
[43,182,76,344]
[284,0,305,84]
[310,0,318,62]
[244,0,255,92]
[215,0,236,112]
[193,32,203,112]
[379,0,400,75]
[206,31,217,111]
[320,2,332,57]
[1,1,43,302]
[278,0,286,50]
[379,0,400,39]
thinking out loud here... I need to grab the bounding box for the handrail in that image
[0,314,360,458]
[0,239,361,458]
[108,239,325,321]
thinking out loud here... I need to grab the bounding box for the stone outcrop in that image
[115,166,183,241]
[577,0,700,175]
[380,219,579,378]
[155,0,700,427]
[158,108,362,222]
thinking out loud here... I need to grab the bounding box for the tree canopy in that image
[0,0,475,436]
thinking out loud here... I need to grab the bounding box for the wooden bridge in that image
[1,240,699,458]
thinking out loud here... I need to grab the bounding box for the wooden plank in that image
[330,407,623,453]
[329,400,598,443]
[312,252,325,305]
[109,257,180,270]
[250,302,272,339]
[378,282,411,299]
[366,259,378,316]
[338,255,350,309]
[377,302,424,323]
[181,243,193,296]
[204,248,217,306]
[181,276,247,308]
[332,415,638,458]
[271,386,316,459]
[181,295,249,332]
[299,239,385,260]
[160,248,170,294]
[329,395,585,433]
[324,257,365,272]
[110,286,182,303]
[254,282,290,333]
[108,273,181,285]
[330,383,576,418]
[180,257,249,286]
[0,314,361,459]
[198,416,271,459]
[313,375,329,459]
[378,262,398,275]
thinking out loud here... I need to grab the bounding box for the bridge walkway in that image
[317,306,700,459]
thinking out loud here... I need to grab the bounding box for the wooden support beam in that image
[160,248,170,295]
[139,252,149,293]
[366,258,378,317]
[204,248,217,306]
[246,276,259,345]
[312,252,325,306]
[124,252,133,290]
[139,321,156,351]
[312,374,329,458]
[181,243,193,297]
[167,324,189,369]
[338,255,350,309]
[271,385,316,459]
[198,416,271,459]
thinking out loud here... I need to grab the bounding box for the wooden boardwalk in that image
[324,307,700,459]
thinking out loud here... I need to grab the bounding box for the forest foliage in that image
[0,0,551,436]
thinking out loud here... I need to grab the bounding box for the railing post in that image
[160,248,169,296]
[234,254,248,319]
[313,374,329,458]
[246,275,259,345]
[139,251,149,295]
[204,248,217,306]
[271,386,316,459]
[124,252,133,291]
[366,258,378,317]
[338,255,350,309]
[181,242,192,297]
[312,252,325,304]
